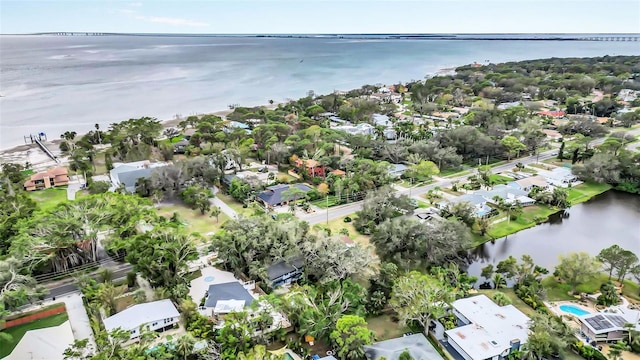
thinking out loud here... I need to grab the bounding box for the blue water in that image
[1,35,638,148]
[559,304,591,316]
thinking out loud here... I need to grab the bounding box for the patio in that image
[188,266,244,306]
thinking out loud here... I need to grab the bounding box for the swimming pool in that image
[559,304,591,316]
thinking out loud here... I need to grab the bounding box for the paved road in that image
[299,149,560,225]
[45,265,132,299]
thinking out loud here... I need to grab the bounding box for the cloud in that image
[128,2,143,7]
[117,8,209,28]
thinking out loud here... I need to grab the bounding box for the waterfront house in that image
[445,294,529,360]
[109,161,166,193]
[578,312,639,343]
[364,333,443,360]
[476,185,536,207]
[257,184,313,209]
[437,194,494,218]
[203,281,256,315]
[544,167,578,186]
[23,167,69,191]
[507,175,549,192]
[267,257,305,288]
[102,299,179,340]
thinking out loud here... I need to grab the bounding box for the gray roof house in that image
[364,333,443,360]
[205,282,255,314]
[388,164,407,178]
[257,184,312,208]
[109,161,166,193]
[103,299,179,340]
[437,194,494,218]
[476,185,536,207]
[267,257,305,288]
[372,113,392,127]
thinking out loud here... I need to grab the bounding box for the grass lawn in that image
[28,187,69,210]
[213,193,257,217]
[366,314,410,341]
[486,205,558,239]
[477,288,537,317]
[310,195,342,208]
[527,163,554,171]
[439,168,470,178]
[0,312,69,358]
[156,203,229,237]
[541,274,608,301]
[488,174,513,185]
[566,182,612,205]
[623,280,640,302]
[312,215,370,247]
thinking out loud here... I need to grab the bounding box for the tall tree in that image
[330,315,375,360]
[556,252,601,294]
[389,271,455,332]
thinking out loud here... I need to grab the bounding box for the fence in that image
[2,304,67,330]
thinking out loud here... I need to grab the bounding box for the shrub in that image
[343,216,352,223]
[126,271,137,288]
[88,180,111,194]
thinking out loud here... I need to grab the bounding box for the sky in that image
[1,0,639,34]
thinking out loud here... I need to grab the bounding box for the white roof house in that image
[445,295,530,360]
[579,309,640,343]
[103,299,180,339]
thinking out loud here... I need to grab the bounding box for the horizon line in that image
[3,32,640,35]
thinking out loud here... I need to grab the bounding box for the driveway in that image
[61,293,95,346]
[66,177,83,200]
[210,186,238,219]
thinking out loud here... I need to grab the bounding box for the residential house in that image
[618,89,638,102]
[414,207,445,223]
[256,184,313,209]
[578,312,638,343]
[541,129,563,141]
[203,281,256,315]
[173,139,190,154]
[23,167,69,191]
[332,123,375,136]
[437,194,494,218]
[225,121,252,134]
[372,113,392,127]
[102,299,180,340]
[476,185,536,207]
[497,101,521,110]
[445,294,530,360]
[537,110,566,118]
[331,169,346,177]
[295,158,325,177]
[267,257,305,288]
[109,161,166,193]
[364,333,443,360]
[543,167,578,186]
[507,175,549,192]
[388,164,407,178]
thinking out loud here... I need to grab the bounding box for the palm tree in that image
[492,292,512,306]
[97,283,125,316]
[492,273,507,289]
[175,334,196,360]
[94,123,101,144]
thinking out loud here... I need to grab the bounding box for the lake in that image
[466,191,640,278]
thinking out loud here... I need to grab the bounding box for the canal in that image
[466,190,640,279]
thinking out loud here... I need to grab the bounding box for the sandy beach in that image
[0,104,275,168]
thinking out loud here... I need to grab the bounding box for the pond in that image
[466,191,640,279]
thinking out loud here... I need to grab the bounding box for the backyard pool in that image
[559,304,591,316]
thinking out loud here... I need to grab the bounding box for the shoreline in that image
[0,64,458,158]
